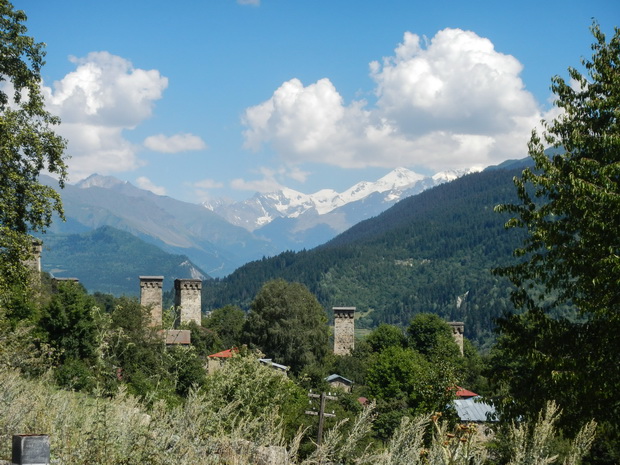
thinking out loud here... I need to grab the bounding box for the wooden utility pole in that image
[305,391,337,445]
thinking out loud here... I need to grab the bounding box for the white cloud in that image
[135,176,167,195]
[43,51,168,181]
[144,133,207,153]
[242,28,545,172]
[287,166,310,183]
[237,0,260,5]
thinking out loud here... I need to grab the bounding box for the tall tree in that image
[0,1,67,296]
[243,279,328,373]
[407,313,460,360]
[491,24,620,461]
[203,304,245,349]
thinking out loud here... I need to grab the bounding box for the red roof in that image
[454,386,478,398]
[208,347,238,358]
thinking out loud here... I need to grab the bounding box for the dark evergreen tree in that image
[243,279,328,373]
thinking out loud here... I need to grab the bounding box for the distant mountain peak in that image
[76,174,127,189]
[205,166,469,232]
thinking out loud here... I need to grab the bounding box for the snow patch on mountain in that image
[204,167,478,231]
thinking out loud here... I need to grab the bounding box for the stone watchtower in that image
[174,279,202,325]
[333,307,355,356]
[140,276,164,327]
[26,239,43,273]
[448,321,464,356]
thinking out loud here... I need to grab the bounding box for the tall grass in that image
[0,367,596,465]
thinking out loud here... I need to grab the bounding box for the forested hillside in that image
[41,226,208,296]
[203,164,529,346]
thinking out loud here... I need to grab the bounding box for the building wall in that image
[140,276,164,327]
[449,321,465,355]
[333,307,355,356]
[174,279,202,325]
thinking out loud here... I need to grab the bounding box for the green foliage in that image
[0,1,67,297]
[495,23,620,318]
[407,312,460,360]
[203,304,245,350]
[103,298,206,403]
[498,402,596,465]
[38,281,98,364]
[243,279,329,373]
[491,24,620,462]
[366,345,458,440]
[187,320,223,357]
[0,367,599,465]
[201,354,307,440]
[365,323,406,352]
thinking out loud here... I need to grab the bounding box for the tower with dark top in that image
[333,307,355,355]
[174,278,202,325]
[140,276,164,326]
[448,321,464,355]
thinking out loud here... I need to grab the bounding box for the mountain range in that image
[40,167,472,279]
[206,167,476,251]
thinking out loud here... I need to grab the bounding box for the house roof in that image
[259,358,289,372]
[208,348,238,358]
[325,374,353,385]
[453,397,497,423]
[454,386,478,398]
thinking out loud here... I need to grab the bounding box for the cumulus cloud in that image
[242,28,546,172]
[135,176,167,195]
[43,51,168,181]
[144,133,207,153]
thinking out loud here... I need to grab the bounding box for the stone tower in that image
[448,321,464,355]
[22,239,43,287]
[140,276,164,327]
[174,278,202,325]
[333,307,355,356]
[26,239,42,273]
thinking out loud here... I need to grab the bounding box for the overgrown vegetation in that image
[0,364,597,465]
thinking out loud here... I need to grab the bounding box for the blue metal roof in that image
[325,374,353,385]
[453,397,497,423]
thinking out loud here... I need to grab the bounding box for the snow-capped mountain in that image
[205,167,476,233]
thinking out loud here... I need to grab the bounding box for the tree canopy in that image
[243,279,329,373]
[407,312,460,359]
[495,24,620,316]
[0,1,67,296]
[491,24,620,461]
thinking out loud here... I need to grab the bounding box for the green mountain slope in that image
[41,174,278,277]
[40,226,209,296]
[202,165,529,345]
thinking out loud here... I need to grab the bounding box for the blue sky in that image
[13,0,619,203]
